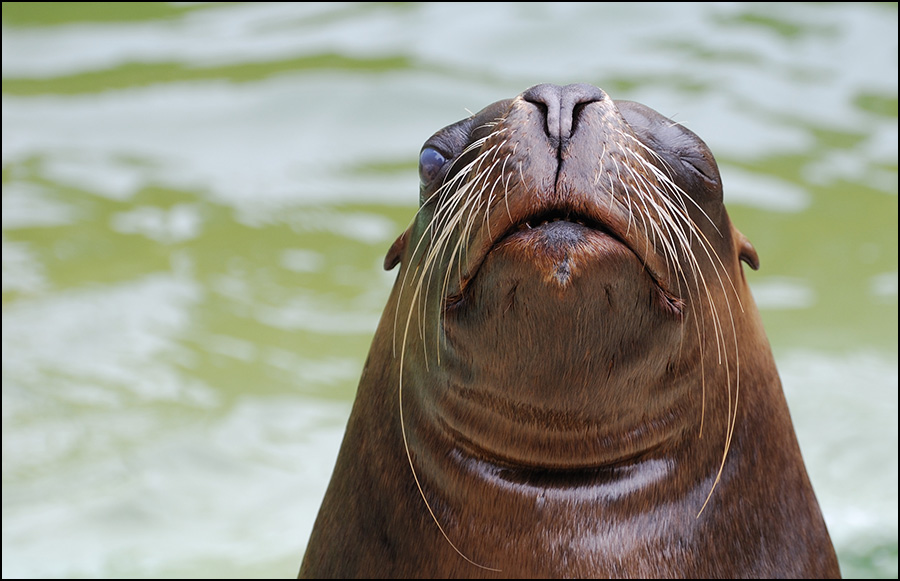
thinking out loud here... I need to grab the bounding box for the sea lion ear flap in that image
[733,225,760,271]
[384,227,411,271]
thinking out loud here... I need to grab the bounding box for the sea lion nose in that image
[522,83,607,142]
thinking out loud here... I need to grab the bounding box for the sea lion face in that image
[387,84,758,471]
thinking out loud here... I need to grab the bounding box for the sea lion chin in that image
[299,83,841,578]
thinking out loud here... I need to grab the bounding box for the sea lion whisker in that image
[616,160,688,282]
[417,157,499,365]
[630,121,740,517]
[637,151,724,240]
[426,169,490,292]
[618,168,735,460]
[433,168,496,326]
[424,146,500,270]
[628,151,744,318]
[664,227,743,510]
[414,159,496,365]
[455,144,507,259]
[622,166,672,256]
[698,313,742,517]
[610,157,636,238]
[619,129,679,180]
[396,259,501,572]
[393,261,424,357]
[596,142,608,189]
[423,184,485,347]
[501,153,515,225]
[657,194,744,319]
[621,140,728,278]
[477,142,510,242]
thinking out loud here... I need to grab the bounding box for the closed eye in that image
[681,153,717,183]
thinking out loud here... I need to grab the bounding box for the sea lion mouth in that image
[446,201,683,315]
[505,210,611,238]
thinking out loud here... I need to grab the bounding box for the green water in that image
[2,2,897,578]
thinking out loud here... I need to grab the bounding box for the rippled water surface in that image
[2,3,897,578]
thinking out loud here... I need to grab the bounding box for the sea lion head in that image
[384,83,761,474]
[302,84,840,579]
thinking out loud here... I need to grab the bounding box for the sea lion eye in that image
[418,147,447,185]
[681,152,718,183]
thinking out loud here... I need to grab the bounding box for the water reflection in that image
[2,2,896,578]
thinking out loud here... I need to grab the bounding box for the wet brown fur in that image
[299,84,840,578]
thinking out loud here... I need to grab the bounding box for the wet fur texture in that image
[299,84,840,578]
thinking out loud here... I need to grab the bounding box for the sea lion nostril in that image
[523,83,607,142]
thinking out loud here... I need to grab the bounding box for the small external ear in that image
[733,225,760,271]
[384,228,411,271]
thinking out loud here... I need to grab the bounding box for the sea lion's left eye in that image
[418,147,447,185]
[680,151,718,184]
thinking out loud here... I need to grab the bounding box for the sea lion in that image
[298,83,841,578]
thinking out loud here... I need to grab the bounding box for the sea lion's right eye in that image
[418,147,447,186]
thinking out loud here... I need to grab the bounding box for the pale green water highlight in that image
[2,3,897,578]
